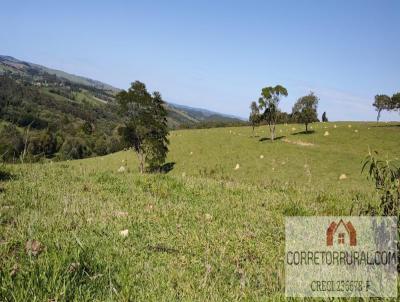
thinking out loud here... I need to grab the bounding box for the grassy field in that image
[0,122,399,301]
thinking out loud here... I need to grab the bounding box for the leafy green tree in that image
[117,81,169,173]
[258,85,288,141]
[249,101,261,135]
[373,94,391,122]
[391,92,400,111]
[322,111,328,122]
[292,92,319,133]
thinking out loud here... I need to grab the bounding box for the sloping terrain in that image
[0,122,399,300]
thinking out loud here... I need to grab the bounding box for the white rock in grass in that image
[339,174,347,180]
[291,127,296,131]
[120,229,129,237]
[260,155,264,159]
[348,124,352,128]
[354,129,358,133]
[324,131,329,136]
[334,124,337,128]
[190,151,193,155]
[182,172,186,177]
[117,166,126,173]
[234,164,240,170]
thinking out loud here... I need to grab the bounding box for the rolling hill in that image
[0,55,244,127]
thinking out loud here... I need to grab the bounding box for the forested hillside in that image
[0,56,244,162]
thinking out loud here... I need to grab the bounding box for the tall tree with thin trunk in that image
[249,101,260,136]
[258,85,288,141]
[373,94,391,123]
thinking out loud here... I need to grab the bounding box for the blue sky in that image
[1,0,399,121]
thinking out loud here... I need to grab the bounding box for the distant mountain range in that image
[0,55,244,127]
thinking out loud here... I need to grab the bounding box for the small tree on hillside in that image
[322,111,328,122]
[249,101,261,135]
[117,81,169,173]
[292,92,319,133]
[373,94,391,122]
[258,85,288,141]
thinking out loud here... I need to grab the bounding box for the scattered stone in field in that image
[291,127,296,131]
[324,126,327,129]
[119,229,129,237]
[122,159,125,163]
[205,213,212,221]
[182,172,186,177]
[281,161,286,165]
[354,129,358,133]
[334,124,337,128]
[310,126,313,129]
[272,167,275,171]
[117,166,126,173]
[234,163,240,170]
[348,124,352,128]
[67,262,81,273]
[25,240,44,256]
[114,211,128,217]
[10,264,19,277]
[368,127,370,130]
[260,155,264,159]
[279,129,282,133]
[190,151,193,155]
[324,131,329,136]
[339,174,347,180]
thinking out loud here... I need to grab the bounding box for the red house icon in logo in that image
[326,219,356,246]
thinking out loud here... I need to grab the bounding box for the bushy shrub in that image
[0,124,24,162]
[94,137,108,156]
[60,137,92,160]
[27,131,58,157]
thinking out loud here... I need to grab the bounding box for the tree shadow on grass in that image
[259,136,286,142]
[160,162,176,174]
[371,124,400,128]
[292,130,315,136]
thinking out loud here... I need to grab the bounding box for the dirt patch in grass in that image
[282,138,314,147]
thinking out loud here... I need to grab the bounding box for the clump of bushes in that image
[59,137,92,160]
[0,124,24,162]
